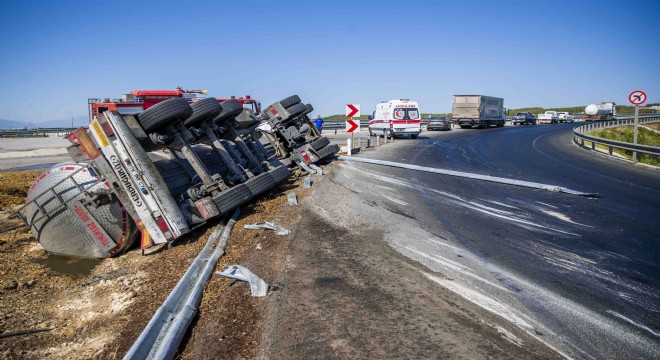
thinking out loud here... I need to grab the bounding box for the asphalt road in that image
[328,123,659,359]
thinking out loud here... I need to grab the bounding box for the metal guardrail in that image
[0,127,84,138]
[573,115,660,159]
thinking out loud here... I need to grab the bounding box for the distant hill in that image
[0,118,36,129]
[509,105,657,116]
[0,116,88,129]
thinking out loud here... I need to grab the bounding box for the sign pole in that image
[351,117,354,152]
[628,90,646,162]
[633,105,639,162]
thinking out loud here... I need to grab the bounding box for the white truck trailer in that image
[452,95,505,129]
[584,102,616,121]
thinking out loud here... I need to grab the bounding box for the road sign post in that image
[628,90,647,162]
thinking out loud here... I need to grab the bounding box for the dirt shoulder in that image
[0,168,308,359]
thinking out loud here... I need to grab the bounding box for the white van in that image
[368,99,422,138]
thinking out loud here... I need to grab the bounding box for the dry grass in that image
[0,170,41,211]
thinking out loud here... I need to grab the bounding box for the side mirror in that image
[368,115,373,120]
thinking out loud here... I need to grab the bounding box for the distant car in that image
[426,116,451,131]
[511,112,536,125]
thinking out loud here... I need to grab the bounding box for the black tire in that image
[303,103,314,115]
[137,98,193,133]
[279,95,301,109]
[184,97,222,127]
[411,134,418,139]
[285,103,307,118]
[213,99,243,123]
[315,144,340,160]
[309,136,330,151]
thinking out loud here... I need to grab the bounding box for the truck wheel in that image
[285,103,307,118]
[279,95,301,109]
[411,134,418,139]
[213,99,244,123]
[137,97,193,133]
[309,137,330,151]
[303,103,314,116]
[315,144,340,160]
[184,97,222,127]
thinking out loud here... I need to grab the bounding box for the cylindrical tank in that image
[585,104,599,116]
[21,163,137,259]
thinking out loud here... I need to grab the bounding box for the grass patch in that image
[586,125,660,166]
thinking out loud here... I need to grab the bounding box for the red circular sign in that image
[628,90,647,106]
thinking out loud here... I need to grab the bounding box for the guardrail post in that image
[358,136,363,148]
[608,146,613,156]
[591,141,595,150]
[367,137,371,148]
[376,134,380,146]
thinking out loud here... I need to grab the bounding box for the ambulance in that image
[368,99,422,138]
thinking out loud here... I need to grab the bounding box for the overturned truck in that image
[14,89,339,258]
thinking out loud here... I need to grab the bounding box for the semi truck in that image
[452,95,506,129]
[13,89,338,259]
[584,102,616,121]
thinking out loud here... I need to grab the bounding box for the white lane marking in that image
[383,195,408,206]
[423,272,533,329]
[403,245,466,272]
[535,201,559,209]
[426,237,464,252]
[423,271,577,360]
[606,310,660,338]
[496,326,523,347]
[403,245,512,293]
[481,199,521,210]
[541,210,594,228]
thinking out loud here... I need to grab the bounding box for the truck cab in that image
[368,99,421,138]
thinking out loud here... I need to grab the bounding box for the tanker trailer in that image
[584,102,616,121]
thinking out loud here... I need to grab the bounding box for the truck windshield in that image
[516,113,526,116]
[394,108,420,120]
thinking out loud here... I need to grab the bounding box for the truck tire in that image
[279,95,301,109]
[315,144,340,160]
[137,98,193,133]
[411,134,418,139]
[303,103,314,116]
[184,97,222,127]
[285,103,307,118]
[309,136,330,151]
[213,99,243,123]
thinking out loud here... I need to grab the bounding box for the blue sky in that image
[0,0,658,122]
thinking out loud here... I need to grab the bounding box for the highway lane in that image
[331,123,659,359]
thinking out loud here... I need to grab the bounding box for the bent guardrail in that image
[573,115,660,161]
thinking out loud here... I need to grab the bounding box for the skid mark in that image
[541,210,594,228]
[481,199,521,210]
[606,310,660,338]
[535,201,559,209]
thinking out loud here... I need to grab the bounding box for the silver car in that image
[426,116,451,131]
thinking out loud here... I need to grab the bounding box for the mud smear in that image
[36,255,102,277]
